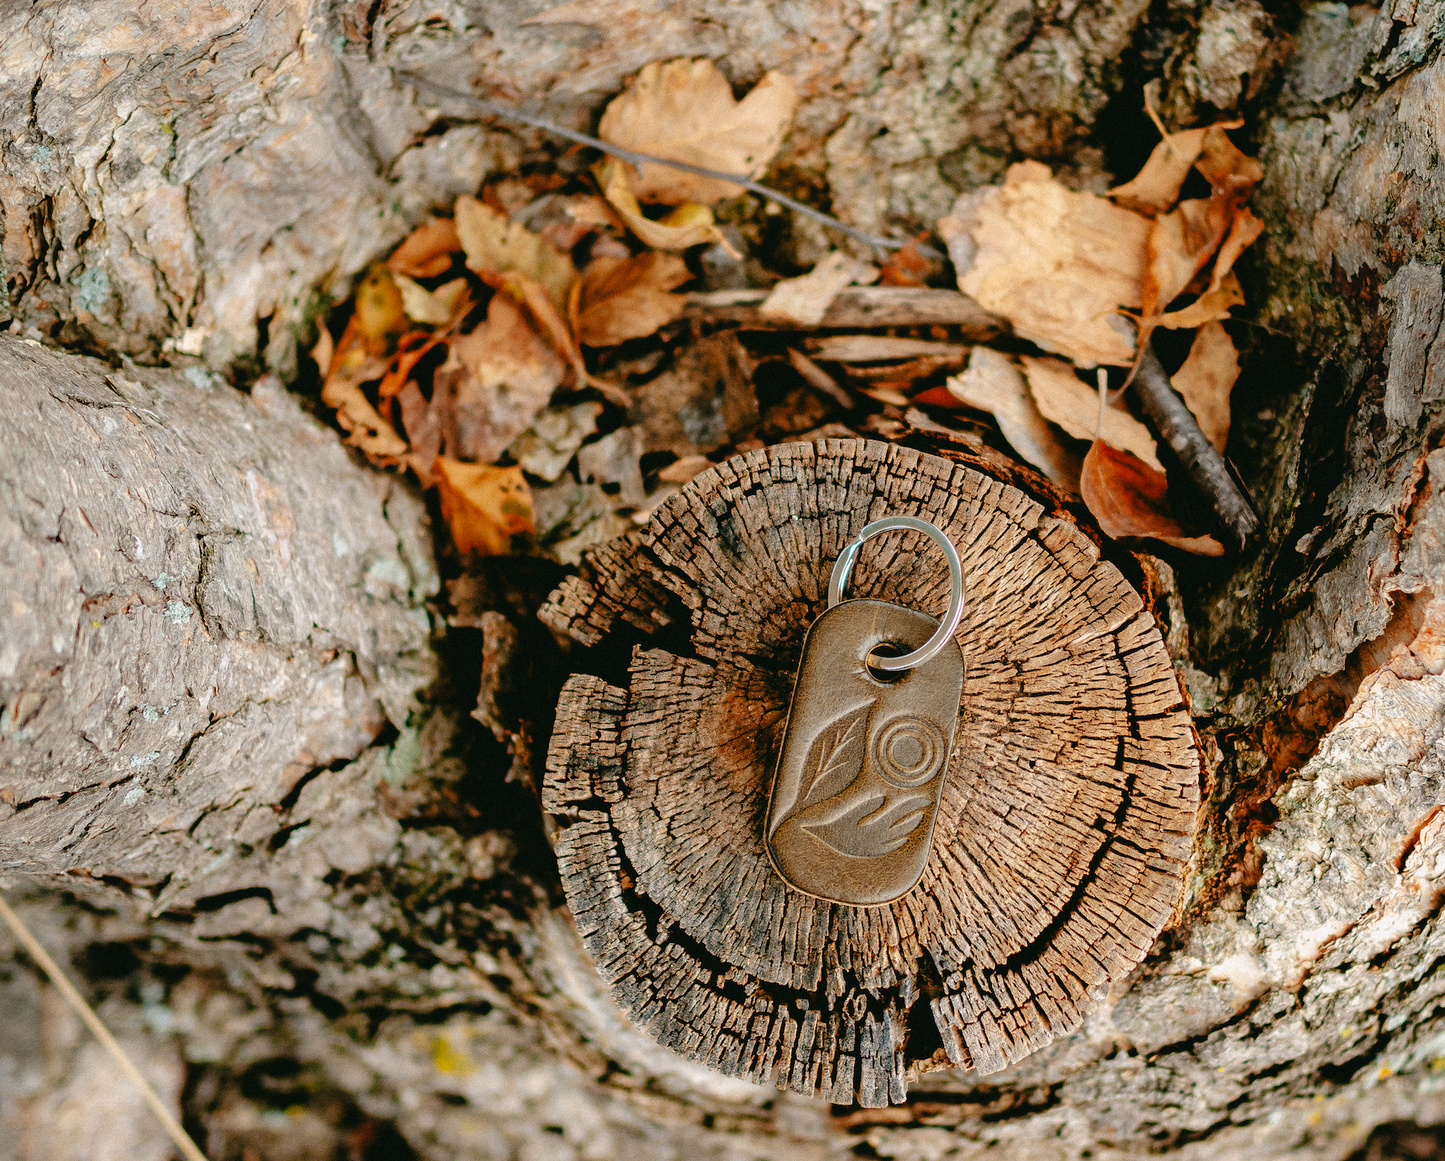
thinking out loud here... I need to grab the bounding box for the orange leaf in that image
[1080,441,1223,555]
[320,317,409,462]
[1154,271,1246,330]
[1109,128,1211,217]
[433,458,534,557]
[388,217,462,279]
[878,240,938,287]
[1143,198,1231,317]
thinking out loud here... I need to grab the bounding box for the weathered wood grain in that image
[542,440,1199,1105]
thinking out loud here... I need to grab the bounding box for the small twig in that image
[0,894,211,1161]
[1129,340,1259,550]
[399,73,945,261]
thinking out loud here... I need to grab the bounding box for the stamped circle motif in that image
[871,714,946,788]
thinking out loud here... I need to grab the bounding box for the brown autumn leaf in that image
[596,159,724,251]
[759,252,878,327]
[597,58,799,204]
[1143,198,1230,318]
[434,457,534,557]
[955,161,1152,367]
[1171,321,1240,451]
[387,217,462,279]
[1081,441,1224,555]
[946,348,1083,493]
[436,292,566,464]
[454,194,576,311]
[320,317,409,461]
[878,239,939,287]
[1108,128,1213,217]
[1195,124,1264,201]
[577,251,691,347]
[1021,355,1163,471]
[1154,271,1246,330]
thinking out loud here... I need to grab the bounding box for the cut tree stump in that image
[540,439,1199,1107]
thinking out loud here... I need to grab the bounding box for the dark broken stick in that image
[1130,340,1259,551]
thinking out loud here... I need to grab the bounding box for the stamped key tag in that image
[765,517,966,907]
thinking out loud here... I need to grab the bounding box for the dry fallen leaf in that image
[437,292,566,464]
[596,159,724,250]
[394,274,468,325]
[759,252,878,327]
[1171,321,1239,451]
[1081,441,1224,556]
[1022,355,1163,471]
[1155,271,1246,330]
[1195,124,1264,201]
[955,162,1152,367]
[353,265,408,354]
[577,251,691,346]
[455,194,576,311]
[388,217,462,279]
[434,457,535,557]
[1143,198,1229,318]
[320,318,409,460]
[878,239,938,287]
[597,58,798,204]
[946,348,1082,493]
[1108,128,1212,217]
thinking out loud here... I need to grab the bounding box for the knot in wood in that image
[540,439,1199,1107]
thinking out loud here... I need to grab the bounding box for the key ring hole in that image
[865,642,909,684]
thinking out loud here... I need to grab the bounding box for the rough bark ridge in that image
[542,440,1198,1105]
[2,0,1445,1159]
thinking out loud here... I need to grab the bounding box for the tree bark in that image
[3,1,1445,1159]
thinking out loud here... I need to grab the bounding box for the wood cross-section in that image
[540,439,1199,1107]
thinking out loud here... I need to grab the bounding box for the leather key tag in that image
[765,598,964,907]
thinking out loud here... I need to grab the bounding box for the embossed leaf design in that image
[797,705,867,813]
[799,791,931,858]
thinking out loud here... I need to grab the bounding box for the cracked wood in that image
[541,440,1199,1107]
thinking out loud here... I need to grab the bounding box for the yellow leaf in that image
[597,159,724,250]
[394,273,467,325]
[454,195,576,311]
[433,458,534,557]
[353,265,407,354]
[954,162,1152,367]
[598,58,798,205]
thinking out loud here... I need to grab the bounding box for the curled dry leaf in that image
[455,194,576,311]
[1108,128,1212,216]
[1155,271,1246,330]
[955,162,1151,367]
[1144,198,1230,317]
[759,252,878,328]
[434,457,535,557]
[1195,124,1264,201]
[387,217,462,279]
[394,274,468,325]
[438,292,566,464]
[577,251,691,346]
[596,159,724,250]
[597,58,799,204]
[320,318,409,461]
[1081,441,1224,556]
[946,347,1082,494]
[1021,355,1163,471]
[1171,321,1239,451]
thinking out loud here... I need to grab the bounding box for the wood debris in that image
[759,252,877,327]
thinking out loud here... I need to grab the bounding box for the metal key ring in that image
[827,516,965,673]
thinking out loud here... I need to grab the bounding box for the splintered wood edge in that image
[542,441,1199,1106]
